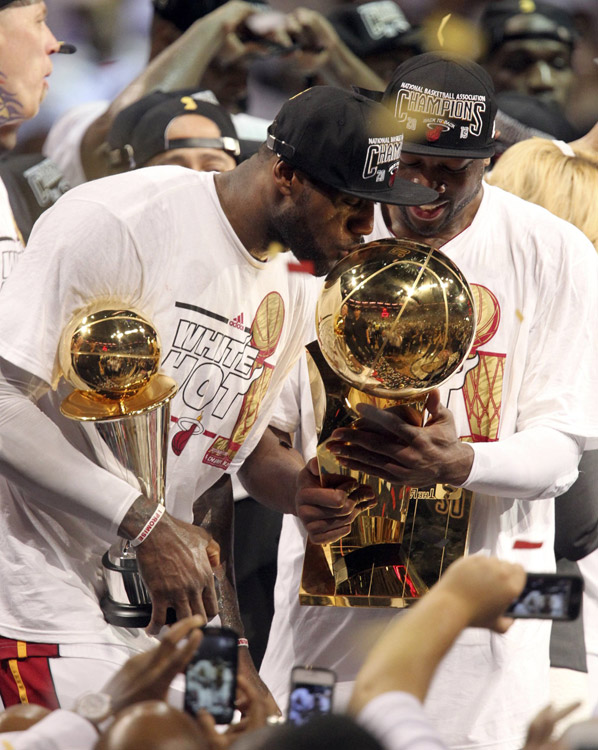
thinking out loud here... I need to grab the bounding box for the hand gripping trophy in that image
[300,238,477,608]
[59,307,177,627]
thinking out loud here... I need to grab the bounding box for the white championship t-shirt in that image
[261,184,598,750]
[0,166,316,649]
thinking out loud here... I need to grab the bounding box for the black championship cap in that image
[382,52,497,158]
[480,1,577,56]
[327,1,419,59]
[267,86,437,206]
[107,89,240,168]
[152,0,267,33]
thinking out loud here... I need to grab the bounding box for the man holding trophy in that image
[0,85,436,709]
[260,54,598,749]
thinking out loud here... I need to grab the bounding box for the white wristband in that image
[130,504,165,547]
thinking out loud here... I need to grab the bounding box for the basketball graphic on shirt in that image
[203,292,285,469]
[462,284,504,441]
[251,292,285,360]
[470,284,500,352]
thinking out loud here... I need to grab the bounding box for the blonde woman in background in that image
[487,126,598,730]
[487,133,598,252]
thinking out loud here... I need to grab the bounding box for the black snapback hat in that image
[152,0,267,33]
[480,1,577,56]
[108,89,240,168]
[267,86,437,206]
[327,2,418,59]
[382,52,497,158]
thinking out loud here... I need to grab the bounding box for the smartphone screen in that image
[287,667,335,726]
[184,626,238,724]
[505,573,583,620]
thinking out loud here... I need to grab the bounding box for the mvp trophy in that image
[59,308,177,627]
[300,238,477,608]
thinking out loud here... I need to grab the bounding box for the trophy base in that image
[300,488,475,609]
[100,594,153,628]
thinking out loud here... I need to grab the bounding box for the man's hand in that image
[103,615,204,714]
[211,1,293,67]
[326,389,474,488]
[134,512,219,634]
[295,457,375,544]
[196,674,271,749]
[283,8,337,75]
[436,556,527,633]
[523,703,582,750]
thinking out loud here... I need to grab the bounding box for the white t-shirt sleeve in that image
[0,710,98,750]
[357,691,448,750]
[42,101,109,188]
[462,426,582,500]
[514,220,598,447]
[0,359,140,541]
[0,193,150,536]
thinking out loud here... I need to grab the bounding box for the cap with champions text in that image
[107,89,240,169]
[267,86,437,206]
[382,53,497,159]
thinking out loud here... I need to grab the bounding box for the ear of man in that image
[272,158,298,198]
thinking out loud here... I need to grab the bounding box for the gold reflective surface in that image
[300,239,476,608]
[317,238,476,400]
[59,308,161,399]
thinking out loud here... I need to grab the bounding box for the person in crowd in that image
[0,0,61,281]
[260,52,598,750]
[0,85,435,710]
[327,1,421,83]
[106,89,241,173]
[43,0,385,187]
[478,1,579,134]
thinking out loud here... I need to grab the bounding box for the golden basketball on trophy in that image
[59,307,177,627]
[301,238,477,608]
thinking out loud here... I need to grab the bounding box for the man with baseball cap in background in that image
[107,89,241,173]
[261,53,598,749]
[0,86,436,710]
[479,1,579,134]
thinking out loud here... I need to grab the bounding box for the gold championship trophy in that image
[59,308,177,627]
[300,238,477,608]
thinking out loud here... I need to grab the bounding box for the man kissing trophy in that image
[301,238,478,608]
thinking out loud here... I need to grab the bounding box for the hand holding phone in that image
[184,626,238,724]
[287,666,335,726]
[505,573,583,620]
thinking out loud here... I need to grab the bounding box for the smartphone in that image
[505,573,583,620]
[184,626,238,724]
[287,666,336,726]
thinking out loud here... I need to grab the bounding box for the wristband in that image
[130,504,165,547]
[238,638,249,648]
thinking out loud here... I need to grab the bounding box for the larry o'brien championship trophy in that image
[300,238,477,608]
[59,308,177,627]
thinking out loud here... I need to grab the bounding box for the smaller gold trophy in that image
[59,307,177,627]
[300,239,477,608]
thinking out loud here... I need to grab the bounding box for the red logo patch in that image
[426,125,443,142]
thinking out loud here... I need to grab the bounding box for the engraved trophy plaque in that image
[300,238,477,608]
[59,308,177,627]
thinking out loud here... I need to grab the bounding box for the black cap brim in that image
[402,142,495,159]
[339,175,437,206]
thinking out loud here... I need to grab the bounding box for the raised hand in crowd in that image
[349,555,527,712]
